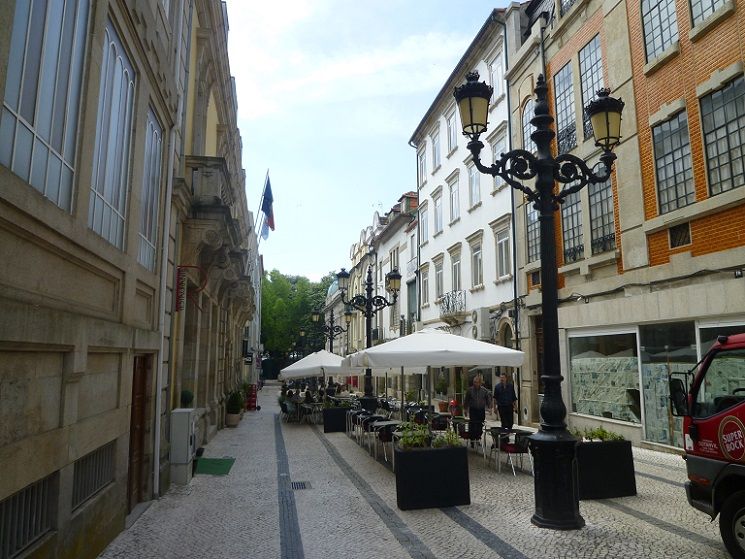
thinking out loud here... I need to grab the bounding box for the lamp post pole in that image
[311,309,351,354]
[454,71,624,529]
[337,264,401,411]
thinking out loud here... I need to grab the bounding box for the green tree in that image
[261,270,337,365]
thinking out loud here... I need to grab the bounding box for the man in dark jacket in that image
[464,375,492,446]
[493,373,517,429]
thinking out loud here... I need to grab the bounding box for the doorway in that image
[128,355,151,512]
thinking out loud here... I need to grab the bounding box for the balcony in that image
[438,290,468,326]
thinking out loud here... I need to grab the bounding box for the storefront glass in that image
[640,322,696,446]
[569,332,640,423]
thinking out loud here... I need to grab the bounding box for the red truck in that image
[670,333,745,559]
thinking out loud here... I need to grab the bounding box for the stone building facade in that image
[0,1,258,558]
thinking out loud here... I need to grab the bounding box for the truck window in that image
[693,348,745,418]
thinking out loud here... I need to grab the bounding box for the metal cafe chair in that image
[499,432,533,476]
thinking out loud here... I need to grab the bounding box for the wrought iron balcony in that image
[438,290,468,325]
[591,233,616,255]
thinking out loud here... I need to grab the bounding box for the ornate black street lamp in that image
[454,71,624,530]
[337,264,401,411]
[311,308,353,353]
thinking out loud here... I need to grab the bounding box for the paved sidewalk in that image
[99,382,729,559]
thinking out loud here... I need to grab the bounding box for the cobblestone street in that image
[98,382,728,559]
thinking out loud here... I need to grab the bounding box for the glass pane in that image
[46,153,62,204]
[640,322,695,446]
[4,0,32,111]
[569,333,640,423]
[30,138,48,193]
[0,109,17,167]
[36,0,63,139]
[20,0,48,124]
[14,121,34,181]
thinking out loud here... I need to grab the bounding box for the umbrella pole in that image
[427,366,432,414]
[401,366,405,421]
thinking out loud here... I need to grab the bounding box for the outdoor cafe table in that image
[489,427,534,473]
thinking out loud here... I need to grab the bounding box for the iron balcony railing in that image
[439,290,467,318]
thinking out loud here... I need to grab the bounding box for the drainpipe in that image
[153,0,192,499]
[497,12,522,423]
[408,138,421,325]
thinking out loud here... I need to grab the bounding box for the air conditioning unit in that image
[470,307,491,340]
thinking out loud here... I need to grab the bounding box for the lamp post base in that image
[529,429,585,530]
[360,396,377,412]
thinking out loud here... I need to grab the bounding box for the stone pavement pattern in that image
[99,382,729,559]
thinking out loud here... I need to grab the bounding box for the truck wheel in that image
[720,491,745,559]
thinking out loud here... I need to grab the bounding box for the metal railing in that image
[72,441,115,510]
[0,474,54,559]
[439,290,467,317]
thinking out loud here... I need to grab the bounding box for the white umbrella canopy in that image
[343,328,524,369]
[279,350,345,380]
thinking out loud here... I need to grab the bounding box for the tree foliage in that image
[261,269,336,361]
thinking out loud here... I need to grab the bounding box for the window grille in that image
[89,20,136,249]
[653,111,694,214]
[690,0,726,25]
[589,178,616,255]
[579,35,604,140]
[641,0,678,61]
[0,474,55,559]
[701,76,745,196]
[72,441,115,510]
[561,189,584,263]
[669,223,691,248]
[1,0,89,211]
[554,64,576,154]
[138,109,164,271]
[527,204,540,263]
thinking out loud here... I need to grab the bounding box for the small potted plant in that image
[225,389,243,427]
[574,426,636,499]
[394,423,470,510]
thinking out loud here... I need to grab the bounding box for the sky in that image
[225,1,510,282]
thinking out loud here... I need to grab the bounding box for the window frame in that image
[471,242,483,287]
[526,203,541,263]
[579,35,604,141]
[468,164,480,208]
[653,110,695,214]
[496,227,512,279]
[448,178,460,223]
[589,177,616,255]
[433,195,443,234]
[561,189,584,263]
[554,63,576,154]
[641,0,679,62]
[431,129,441,170]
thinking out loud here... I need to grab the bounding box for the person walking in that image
[463,375,491,447]
[493,373,518,430]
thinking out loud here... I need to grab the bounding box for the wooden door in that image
[127,356,149,512]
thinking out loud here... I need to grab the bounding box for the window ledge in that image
[419,178,427,189]
[690,0,735,42]
[469,284,485,293]
[559,249,619,277]
[643,186,745,235]
[643,41,680,76]
[431,164,441,175]
[467,201,483,213]
[446,147,458,158]
[420,239,429,248]
[493,274,513,285]
[489,93,506,110]
[523,259,541,274]
[491,183,508,196]
[433,230,443,239]
[449,217,461,227]
[421,302,430,309]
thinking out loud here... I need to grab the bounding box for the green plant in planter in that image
[431,426,461,448]
[398,422,430,450]
[226,390,244,414]
[577,426,625,441]
[435,377,448,395]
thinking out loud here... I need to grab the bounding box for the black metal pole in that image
[528,76,583,530]
[362,266,375,411]
[328,311,335,354]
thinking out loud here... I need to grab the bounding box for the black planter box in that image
[394,446,470,510]
[323,407,348,433]
[576,440,636,500]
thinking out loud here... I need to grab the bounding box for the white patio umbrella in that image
[343,328,524,411]
[344,328,524,369]
[279,350,345,380]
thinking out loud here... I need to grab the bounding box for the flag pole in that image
[255,169,270,236]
